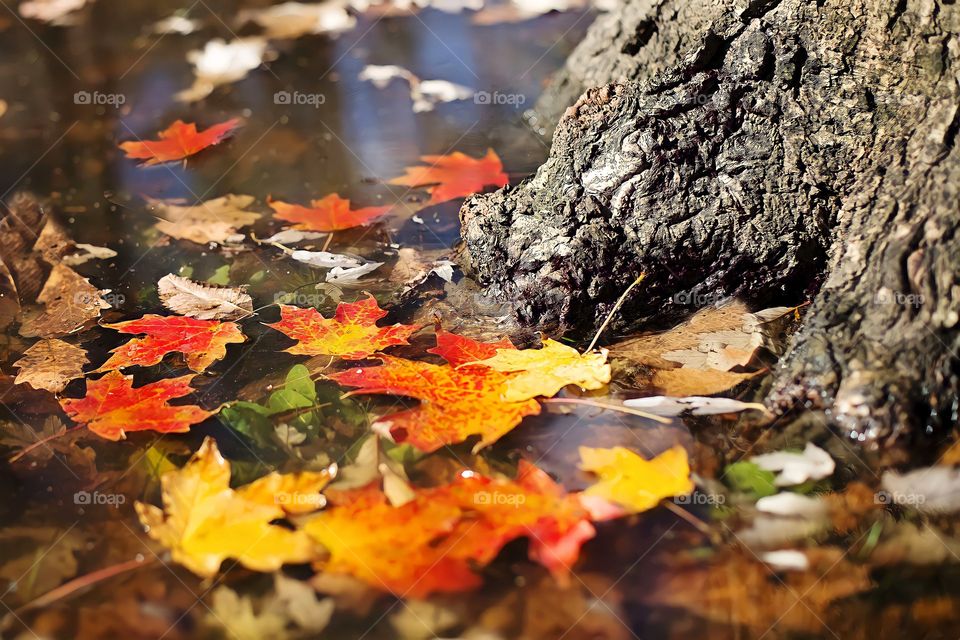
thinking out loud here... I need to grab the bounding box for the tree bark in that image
[460,0,960,444]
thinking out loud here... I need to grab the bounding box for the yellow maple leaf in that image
[578,445,693,513]
[473,338,611,402]
[135,437,335,577]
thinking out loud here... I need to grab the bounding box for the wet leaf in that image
[269,194,390,232]
[62,243,117,266]
[149,194,261,245]
[207,575,335,639]
[473,338,610,402]
[578,445,693,513]
[96,314,246,373]
[751,443,835,487]
[388,149,509,205]
[13,338,88,393]
[623,395,768,417]
[119,119,241,166]
[135,437,333,577]
[18,264,111,338]
[177,39,273,102]
[266,294,420,358]
[238,1,356,39]
[157,274,253,320]
[19,0,90,25]
[60,370,213,440]
[427,326,514,367]
[359,64,473,113]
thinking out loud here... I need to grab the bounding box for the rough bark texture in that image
[461,0,960,444]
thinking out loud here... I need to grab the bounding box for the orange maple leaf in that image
[268,194,390,231]
[305,462,596,597]
[119,119,241,166]
[60,370,213,440]
[387,149,509,204]
[265,294,420,359]
[96,315,246,373]
[328,331,538,452]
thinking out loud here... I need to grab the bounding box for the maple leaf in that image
[119,119,241,167]
[149,194,261,245]
[387,149,509,204]
[472,338,611,402]
[60,370,213,440]
[426,327,514,367]
[136,437,333,577]
[268,194,390,232]
[13,338,88,393]
[96,314,246,373]
[329,355,540,452]
[578,445,694,513]
[305,462,596,597]
[266,294,420,359]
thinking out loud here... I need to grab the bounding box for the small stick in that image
[662,500,713,536]
[9,426,83,463]
[15,556,156,614]
[586,273,646,353]
[542,397,672,424]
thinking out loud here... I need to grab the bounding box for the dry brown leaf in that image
[149,195,261,246]
[19,264,111,338]
[157,274,253,320]
[651,368,761,396]
[13,338,88,393]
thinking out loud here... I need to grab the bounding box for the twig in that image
[586,273,646,353]
[542,397,672,424]
[15,556,156,614]
[9,426,83,463]
[662,500,713,536]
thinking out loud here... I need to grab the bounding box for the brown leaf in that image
[149,194,261,246]
[157,274,253,320]
[13,338,88,393]
[18,264,111,338]
[651,368,762,396]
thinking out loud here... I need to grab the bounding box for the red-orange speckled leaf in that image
[328,355,540,452]
[266,294,420,359]
[60,370,212,440]
[387,149,508,205]
[268,194,390,232]
[119,119,241,166]
[426,327,514,368]
[96,314,245,373]
[304,462,598,597]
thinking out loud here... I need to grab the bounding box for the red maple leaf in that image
[387,149,509,204]
[96,315,246,373]
[265,294,420,359]
[60,370,212,440]
[268,194,391,231]
[119,119,241,166]
[427,327,514,367]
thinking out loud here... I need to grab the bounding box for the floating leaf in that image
[158,274,253,320]
[135,437,333,577]
[12,338,88,393]
[96,314,246,373]
[623,395,769,417]
[177,39,273,102]
[269,194,390,232]
[359,64,473,113]
[238,2,356,39]
[119,119,241,166]
[751,443,836,487]
[578,445,694,513]
[18,264,111,338]
[149,194,261,245]
[266,294,420,359]
[473,338,610,402]
[60,370,212,440]
[387,149,508,205]
[427,326,514,367]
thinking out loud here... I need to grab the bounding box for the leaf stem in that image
[9,426,84,463]
[14,556,156,614]
[586,273,646,353]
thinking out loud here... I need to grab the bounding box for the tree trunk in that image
[460,0,960,445]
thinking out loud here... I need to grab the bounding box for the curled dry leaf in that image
[13,338,88,393]
[388,149,509,205]
[61,370,213,440]
[62,243,117,266]
[751,443,835,486]
[136,437,335,577]
[359,64,473,113]
[19,264,111,338]
[119,119,241,166]
[157,274,253,320]
[96,314,246,373]
[269,194,390,232]
[177,39,273,102]
[149,194,261,245]
[623,395,769,417]
[578,445,693,513]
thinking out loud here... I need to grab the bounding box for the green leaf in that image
[283,364,317,403]
[723,461,777,498]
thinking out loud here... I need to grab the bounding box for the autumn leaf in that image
[135,437,333,577]
[387,149,509,205]
[266,294,420,359]
[157,274,253,320]
[13,338,88,393]
[149,194,261,245]
[119,118,241,167]
[18,264,111,338]
[96,315,246,373]
[60,370,213,440]
[305,461,595,597]
[472,338,611,402]
[427,326,514,367]
[268,194,390,232]
[578,445,693,513]
[329,354,540,452]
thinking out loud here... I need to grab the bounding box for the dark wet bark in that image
[460,0,960,444]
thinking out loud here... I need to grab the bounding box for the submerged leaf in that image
[579,445,694,513]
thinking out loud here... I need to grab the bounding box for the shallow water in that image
[1,2,959,639]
